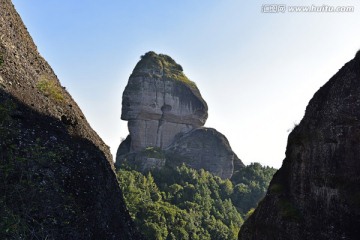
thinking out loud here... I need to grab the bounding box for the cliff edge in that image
[0,1,141,239]
[239,52,360,240]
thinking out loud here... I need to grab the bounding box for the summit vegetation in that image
[131,51,197,89]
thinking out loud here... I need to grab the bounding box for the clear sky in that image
[12,0,360,168]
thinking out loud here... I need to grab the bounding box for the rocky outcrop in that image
[117,52,243,178]
[0,1,141,239]
[166,128,243,179]
[239,52,360,239]
[122,51,208,151]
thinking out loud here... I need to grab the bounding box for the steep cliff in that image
[239,52,360,239]
[0,1,141,239]
[116,52,243,179]
[122,51,208,151]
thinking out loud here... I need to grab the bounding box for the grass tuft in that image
[36,75,64,102]
[0,53,4,67]
[134,52,197,89]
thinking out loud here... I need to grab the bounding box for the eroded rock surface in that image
[166,128,244,179]
[121,51,208,151]
[239,52,360,240]
[117,52,243,179]
[0,1,142,239]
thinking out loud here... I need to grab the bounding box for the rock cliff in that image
[122,51,208,151]
[166,128,243,179]
[116,52,243,179]
[239,52,360,239]
[0,1,141,239]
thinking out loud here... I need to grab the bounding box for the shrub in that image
[142,146,165,159]
[245,208,255,219]
[0,53,4,67]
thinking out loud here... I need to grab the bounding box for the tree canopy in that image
[117,163,276,240]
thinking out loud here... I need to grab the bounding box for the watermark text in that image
[261,4,354,13]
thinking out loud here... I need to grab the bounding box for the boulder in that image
[166,128,244,179]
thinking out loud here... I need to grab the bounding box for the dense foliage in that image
[231,163,277,213]
[117,163,276,240]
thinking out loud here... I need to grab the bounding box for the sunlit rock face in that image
[116,52,244,179]
[121,51,208,151]
[239,52,360,240]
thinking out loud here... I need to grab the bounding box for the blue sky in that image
[12,0,360,168]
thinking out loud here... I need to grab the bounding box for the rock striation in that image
[122,51,208,151]
[239,52,360,239]
[117,52,243,179]
[0,1,142,239]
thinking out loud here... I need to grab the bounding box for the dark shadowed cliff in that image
[239,52,360,239]
[0,1,141,239]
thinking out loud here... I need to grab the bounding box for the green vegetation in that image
[0,53,4,67]
[118,165,242,240]
[133,51,197,89]
[141,146,165,159]
[231,163,277,212]
[117,162,277,239]
[244,208,255,220]
[36,75,64,102]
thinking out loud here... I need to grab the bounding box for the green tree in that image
[116,162,276,239]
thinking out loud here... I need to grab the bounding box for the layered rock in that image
[117,52,243,178]
[0,1,142,239]
[122,51,208,151]
[239,52,360,239]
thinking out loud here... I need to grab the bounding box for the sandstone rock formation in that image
[0,1,142,239]
[166,128,243,179]
[122,51,208,151]
[116,52,243,178]
[239,52,360,239]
